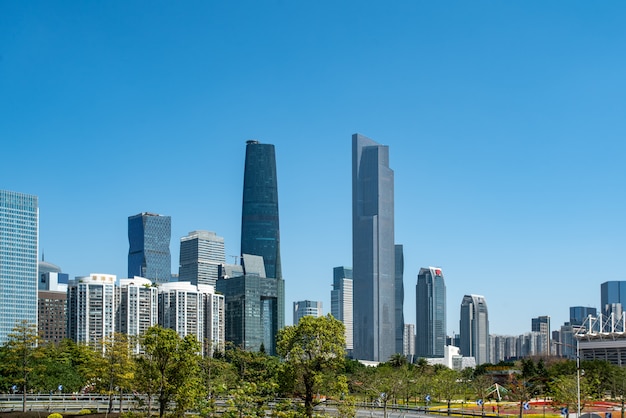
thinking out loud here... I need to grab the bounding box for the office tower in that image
[416,267,447,358]
[332,267,354,351]
[403,323,415,363]
[395,245,405,355]
[293,300,322,324]
[117,277,158,352]
[37,258,68,343]
[531,315,551,355]
[216,254,284,355]
[0,190,38,344]
[178,230,226,286]
[570,306,597,326]
[240,140,282,280]
[352,133,395,362]
[158,281,225,356]
[128,212,171,283]
[459,294,489,365]
[67,274,116,349]
[601,281,626,317]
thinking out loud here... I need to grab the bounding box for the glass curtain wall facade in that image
[293,300,322,324]
[128,212,171,283]
[601,281,626,317]
[240,140,282,280]
[352,133,396,362]
[460,294,490,365]
[179,230,225,287]
[395,244,405,356]
[416,267,447,358]
[216,255,284,355]
[0,190,38,344]
[332,267,353,351]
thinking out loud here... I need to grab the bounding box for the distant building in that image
[331,267,353,351]
[570,306,597,326]
[403,323,415,362]
[216,254,284,355]
[117,277,158,352]
[128,212,171,283]
[178,230,225,287]
[601,281,626,318]
[158,281,224,356]
[37,258,68,343]
[416,267,446,358]
[531,316,551,355]
[293,300,322,324]
[460,294,489,365]
[67,274,116,349]
[395,245,405,356]
[352,133,396,362]
[0,190,38,344]
[38,291,66,343]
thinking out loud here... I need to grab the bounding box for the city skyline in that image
[2,2,625,336]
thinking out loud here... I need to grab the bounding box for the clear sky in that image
[2,1,625,336]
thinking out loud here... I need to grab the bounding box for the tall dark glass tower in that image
[128,212,171,283]
[352,133,395,362]
[240,140,281,280]
[395,244,405,356]
[415,267,446,358]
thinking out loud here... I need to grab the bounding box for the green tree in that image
[0,320,40,411]
[135,326,202,418]
[97,333,135,413]
[433,367,460,415]
[276,314,346,418]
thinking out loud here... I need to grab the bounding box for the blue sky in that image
[2,1,625,336]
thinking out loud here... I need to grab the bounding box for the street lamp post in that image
[576,337,581,417]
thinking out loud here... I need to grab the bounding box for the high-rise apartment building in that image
[158,281,225,356]
[178,230,225,286]
[37,258,68,343]
[395,245,405,356]
[331,267,353,351]
[293,300,322,324]
[531,315,551,355]
[216,254,284,355]
[38,291,67,343]
[240,140,282,280]
[0,190,38,344]
[403,323,415,363]
[416,267,447,358]
[67,274,116,349]
[128,212,171,283]
[459,294,489,365]
[352,133,396,362]
[117,277,158,352]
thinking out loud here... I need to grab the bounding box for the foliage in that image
[135,326,202,418]
[47,413,63,418]
[276,314,346,417]
[0,320,41,411]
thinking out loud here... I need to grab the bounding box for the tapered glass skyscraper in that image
[460,294,489,365]
[0,190,38,344]
[415,267,446,358]
[240,140,282,280]
[128,212,171,283]
[352,133,395,362]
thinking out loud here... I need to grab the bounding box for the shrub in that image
[78,409,92,415]
[48,413,63,418]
